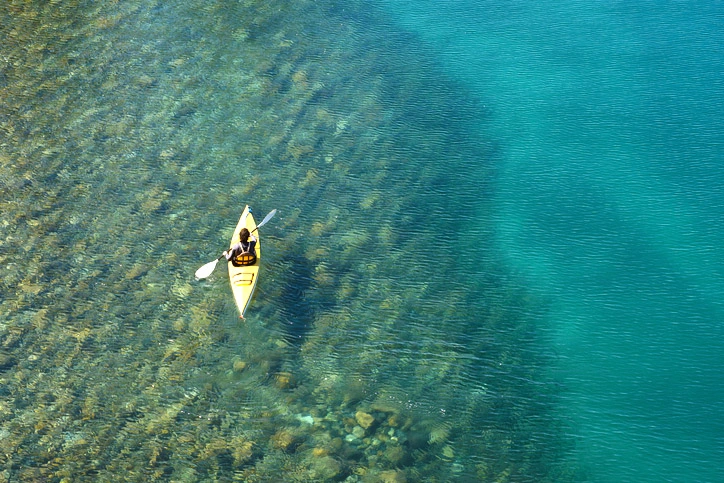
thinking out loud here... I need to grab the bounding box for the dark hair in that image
[239,228,250,243]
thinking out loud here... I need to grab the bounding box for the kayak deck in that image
[228,205,260,318]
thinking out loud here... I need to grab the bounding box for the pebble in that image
[352,425,365,439]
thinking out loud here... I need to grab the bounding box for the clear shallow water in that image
[1,0,563,481]
[1,0,722,482]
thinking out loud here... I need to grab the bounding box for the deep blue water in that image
[373,0,724,480]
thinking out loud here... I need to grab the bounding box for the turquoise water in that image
[1,0,723,481]
[376,0,724,480]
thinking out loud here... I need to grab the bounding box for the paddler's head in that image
[239,228,250,243]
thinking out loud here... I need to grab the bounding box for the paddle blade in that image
[195,259,219,279]
[257,209,277,229]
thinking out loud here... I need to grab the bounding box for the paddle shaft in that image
[222,208,275,255]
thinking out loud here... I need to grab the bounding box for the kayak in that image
[228,205,260,318]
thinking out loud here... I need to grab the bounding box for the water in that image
[376,0,724,480]
[1,0,723,481]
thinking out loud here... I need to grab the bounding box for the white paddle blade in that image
[195,259,219,279]
[258,209,277,228]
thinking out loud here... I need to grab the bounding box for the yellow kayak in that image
[228,205,260,318]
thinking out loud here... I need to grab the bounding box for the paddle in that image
[194,209,277,280]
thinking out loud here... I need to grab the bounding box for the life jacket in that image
[231,240,257,267]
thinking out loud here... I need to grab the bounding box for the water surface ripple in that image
[2,0,571,481]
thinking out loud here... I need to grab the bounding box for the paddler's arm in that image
[223,243,239,260]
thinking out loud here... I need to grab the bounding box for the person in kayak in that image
[223,228,257,263]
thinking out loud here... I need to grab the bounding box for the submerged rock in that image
[383,444,406,465]
[310,455,342,480]
[274,371,295,389]
[296,413,314,425]
[379,469,407,483]
[355,410,375,429]
[232,359,248,372]
[312,447,328,457]
[271,428,300,452]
